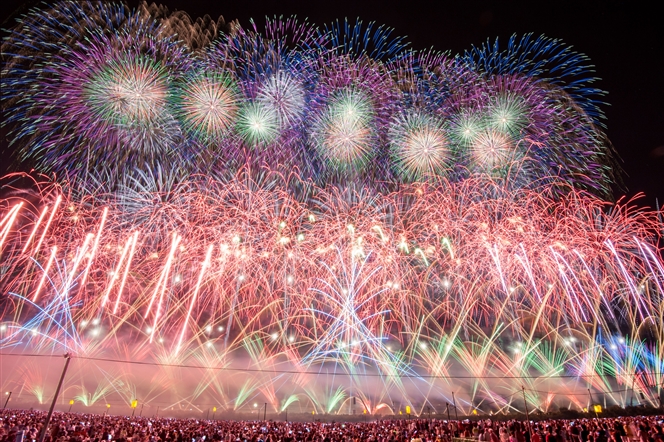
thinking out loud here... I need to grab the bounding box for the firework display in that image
[0,1,662,417]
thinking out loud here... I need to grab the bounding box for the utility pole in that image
[139,404,144,417]
[446,402,450,421]
[264,403,267,421]
[38,353,72,442]
[452,392,458,421]
[155,406,160,418]
[522,386,532,440]
[3,392,11,409]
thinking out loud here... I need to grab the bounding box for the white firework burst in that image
[256,71,306,130]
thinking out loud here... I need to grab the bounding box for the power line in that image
[1,352,662,381]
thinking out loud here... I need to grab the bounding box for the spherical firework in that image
[448,112,484,148]
[256,71,306,130]
[468,129,517,174]
[171,69,240,143]
[236,101,281,146]
[310,88,376,170]
[389,111,451,180]
[486,94,529,136]
[86,56,168,126]
[1,2,191,179]
[83,54,177,155]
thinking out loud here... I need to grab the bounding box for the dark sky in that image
[2,0,662,206]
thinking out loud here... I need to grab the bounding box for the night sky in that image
[2,0,662,206]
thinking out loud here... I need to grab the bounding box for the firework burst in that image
[389,111,451,180]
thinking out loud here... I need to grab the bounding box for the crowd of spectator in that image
[1,409,663,442]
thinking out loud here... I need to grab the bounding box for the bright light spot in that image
[618,337,625,344]
[279,236,290,244]
[418,341,427,349]
[513,348,520,354]
[158,338,164,343]
[516,342,523,347]
[288,336,295,343]
[0,325,6,331]
[308,214,316,222]
[92,318,100,325]
[174,275,182,283]
[146,327,153,333]
[80,320,88,327]
[91,328,100,336]
[206,341,213,348]
[610,344,618,350]
[218,326,224,332]
[206,325,212,333]
[279,221,286,228]
[286,275,294,284]
[509,287,515,293]
[547,283,553,289]
[351,341,358,347]
[271,333,278,341]
[443,280,450,288]
[387,346,392,351]
[254,403,258,408]
[238,274,245,281]
[31,329,38,336]
[297,233,305,241]
[232,235,241,244]
[342,289,348,295]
